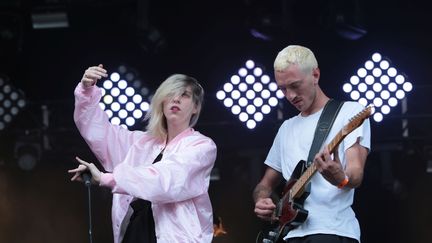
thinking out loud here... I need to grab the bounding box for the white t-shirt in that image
[264,101,371,241]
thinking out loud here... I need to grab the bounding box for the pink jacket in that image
[74,83,217,243]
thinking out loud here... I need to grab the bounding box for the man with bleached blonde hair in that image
[253,45,371,243]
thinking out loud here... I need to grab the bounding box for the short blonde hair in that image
[274,45,318,74]
[145,74,204,141]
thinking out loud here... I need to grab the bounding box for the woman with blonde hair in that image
[69,64,217,243]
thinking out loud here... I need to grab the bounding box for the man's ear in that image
[312,67,320,84]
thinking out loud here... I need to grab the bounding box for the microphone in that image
[81,171,92,186]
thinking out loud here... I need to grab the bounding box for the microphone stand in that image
[83,173,94,243]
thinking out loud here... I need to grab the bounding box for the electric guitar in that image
[258,105,372,243]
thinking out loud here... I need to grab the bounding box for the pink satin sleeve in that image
[73,82,144,171]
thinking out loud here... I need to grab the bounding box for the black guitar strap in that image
[306,99,344,167]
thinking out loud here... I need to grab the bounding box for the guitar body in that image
[259,160,310,243]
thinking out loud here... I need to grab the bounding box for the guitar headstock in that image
[342,105,373,135]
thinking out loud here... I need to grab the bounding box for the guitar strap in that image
[306,99,344,167]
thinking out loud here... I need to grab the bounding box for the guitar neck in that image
[291,130,346,198]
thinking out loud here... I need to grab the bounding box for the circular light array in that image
[0,76,26,131]
[216,60,283,129]
[99,66,151,129]
[343,52,413,122]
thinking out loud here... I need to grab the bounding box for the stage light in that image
[0,75,26,131]
[99,65,151,129]
[216,60,282,129]
[343,52,413,123]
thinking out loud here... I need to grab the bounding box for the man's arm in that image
[253,166,283,221]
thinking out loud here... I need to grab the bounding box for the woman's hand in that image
[81,64,108,88]
[68,156,102,184]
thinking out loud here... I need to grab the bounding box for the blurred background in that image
[1,0,431,242]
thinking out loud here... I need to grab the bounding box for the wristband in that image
[337,175,349,189]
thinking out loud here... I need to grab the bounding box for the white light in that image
[133,110,143,119]
[381,105,390,114]
[357,68,367,78]
[387,67,397,77]
[403,82,413,92]
[17,99,26,108]
[253,67,263,76]
[125,102,135,111]
[111,117,121,125]
[140,102,149,111]
[216,91,226,100]
[388,97,398,107]
[231,90,241,99]
[239,97,248,107]
[3,85,11,93]
[395,90,405,99]
[261,90,271,99]
[372,68,382,77]
[246,90,256,99]
[125,117,135,127]
[373,97,383,107]
[350,76,360,85]
[223,98,233,107]
[118,95,128,104]
[380,90,390,100]
[254,112,264,122]
[395,75,405,84]
[388,83,397,92]
[380,75,390,85]
[239,112,248,122]
[276,90,284,99]
[103,80,113,89]
[105,110,113,118]
[125,87,135,96]
[268,97,278,107]
[103,95,113,104]
[253,97,264,107]
[358,98,368,107]
[246,105,256,114]
[365,75,375,85]
[373,83,383,92]
[261,105,271,114]
[245,60,255,69]
[99,103,106,110]
[350,90,360,100]
[253,82,263,92]
[231,75,241,85]
[372,53,382,62]
[261,75,270,84]
[3,114,12,122]
[231,105,241,115]
[380,60,390,69]
[133,94,142,103]
[365,60,374,70]
[118,109,128,119]
[269,82,278,92]
[238,68,247,77]
[118,80,128,89]
[358,83,367,92]
[111,102,120,112]
[373,112,383,122]
[246,120,256,129]
[365,90,375,100]
[223,83,233,92]
[343,83,353,93]
[3,100,11,108]
[111,87,120,97]
[239,83,248,92]
[110,73,120,82]
[10,107,18,115]
[246,75,255,84]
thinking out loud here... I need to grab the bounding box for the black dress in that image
[121,152,163,243]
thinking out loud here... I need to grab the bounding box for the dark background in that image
[1,0,431,242]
